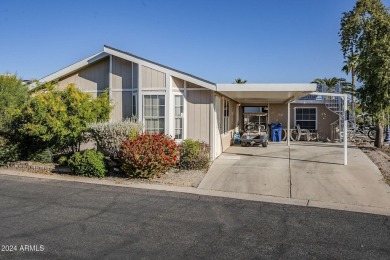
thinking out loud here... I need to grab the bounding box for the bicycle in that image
[348,125,376,142]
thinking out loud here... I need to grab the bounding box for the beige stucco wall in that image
[57,58,109,91]
[186,90,212,143]
[268,103,339,140]
[141,66,165,89]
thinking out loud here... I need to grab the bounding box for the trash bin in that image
[268,123,275,140]
[233,132,241,144]
[270,123,282,142]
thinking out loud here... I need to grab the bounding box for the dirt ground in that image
[106,168,207,188]
[356,141,390,185]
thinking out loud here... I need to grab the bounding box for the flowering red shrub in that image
[120,133,179,178]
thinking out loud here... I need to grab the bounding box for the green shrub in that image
[68,149,106,177]
[120,133,179,178]
[0,137,20,166]
[15,83,112,154]
[28,148,54,163]
[89,118,143,160]
[0,74,29,131]
[179,139,210,170]
[58,155,68,166]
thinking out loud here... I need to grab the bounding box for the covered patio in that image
[216,83,349,165]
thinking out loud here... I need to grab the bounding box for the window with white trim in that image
[223,99,230,133]
[132,93,137,117]
[144,95,165,134]
[174,95,184,139]
[295,108,317,130]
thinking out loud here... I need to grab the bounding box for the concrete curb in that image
[1,169,389,216]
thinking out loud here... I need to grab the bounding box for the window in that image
[144,95,165,134]
[132,93,137,117]
[223,99,229,133]
[174,95,184,139]
[295,108,317,130]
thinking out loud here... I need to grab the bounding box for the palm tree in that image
[342,53,358,117]
[312,77,346,92]
[234,78,247,84]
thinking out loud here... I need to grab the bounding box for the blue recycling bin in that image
[270,123,282,142]
[233,132,241,144]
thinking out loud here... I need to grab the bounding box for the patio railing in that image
[296,83,329,102]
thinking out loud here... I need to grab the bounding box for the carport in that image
[216,84,349,165]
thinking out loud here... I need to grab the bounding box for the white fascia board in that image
[216,83,317,92]
[103,47,216,91]
[310,92,347,97]
[38,51,109,84]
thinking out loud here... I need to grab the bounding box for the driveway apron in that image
[198,142,390,209]
[290,142,390,209]
[198,143,290,197]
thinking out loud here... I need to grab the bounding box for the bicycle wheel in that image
[368,129,376,140]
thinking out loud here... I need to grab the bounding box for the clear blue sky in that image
[1,0,389,83]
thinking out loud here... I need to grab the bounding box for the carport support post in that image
[309,92,348,166]
[287,102,290,147]
[343,95,348,166]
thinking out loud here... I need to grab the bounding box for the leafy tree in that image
[312,77,347,92]
[340,0,390,147]
[234,78,247,84]
[15,84,112,154]
[0,74,29,131]
[342,53,358,116]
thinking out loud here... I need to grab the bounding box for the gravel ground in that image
[1,165,208,188]
[106,168,207,188]
[356,141,390,185]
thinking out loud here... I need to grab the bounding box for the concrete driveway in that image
[198,142,390,210]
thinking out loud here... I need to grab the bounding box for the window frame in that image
[294,107,317,130]
[223,98,230,133]
[174,95,184,140]
[132,93,138,117]
[143,94,166,134]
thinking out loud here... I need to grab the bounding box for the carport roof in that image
[216,83,317,104]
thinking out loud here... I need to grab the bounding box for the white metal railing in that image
[330,119,340,142]
[298,84,328,101]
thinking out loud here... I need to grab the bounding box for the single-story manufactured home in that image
[37,45,342,160]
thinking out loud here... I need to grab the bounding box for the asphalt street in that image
[0,174,389,259]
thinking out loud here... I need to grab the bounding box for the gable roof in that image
[104,45,216,87]
[37,51,109,85]
[37,45,216,91]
